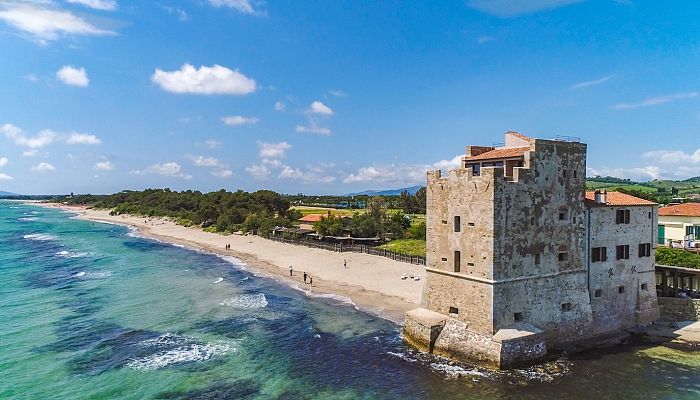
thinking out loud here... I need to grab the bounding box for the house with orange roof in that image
[298,214,324,230]
[658,202,700,247]
[404,131,659,369]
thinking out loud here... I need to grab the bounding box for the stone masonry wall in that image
[587,204,660,334]
[657,297,700,322]
[492,139,594,347]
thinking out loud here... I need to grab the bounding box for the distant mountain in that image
[683,176,700,184]
[0,191,17,196]
[345,185,423,196]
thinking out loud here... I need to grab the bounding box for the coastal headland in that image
[37,203,424,323]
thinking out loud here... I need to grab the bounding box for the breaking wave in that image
[18,217,38,222]
[23,233,58,241]
[56,250,91,258]
[212,278,224,284]
[72,271,112,279]
[220,293,268,309]
[125,333,235,372]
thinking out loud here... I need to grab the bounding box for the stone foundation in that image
[658,297,700,322]
[403,308,547,369]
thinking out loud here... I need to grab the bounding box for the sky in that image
[2,0,700,195]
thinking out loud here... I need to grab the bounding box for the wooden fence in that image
[269,236,426,266]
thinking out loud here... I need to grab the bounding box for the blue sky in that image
[1,0,700,195]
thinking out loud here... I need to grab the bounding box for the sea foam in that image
[23,233,58,241]
[18,217,38,222]
[126,333,235,372]
[213,277,224,284]
[220,293,268,309]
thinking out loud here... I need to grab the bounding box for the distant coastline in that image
[33,202,424,324]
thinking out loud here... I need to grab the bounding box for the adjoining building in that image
[403,131,659,368]
[658,203,700,248]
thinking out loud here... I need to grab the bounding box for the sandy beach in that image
[38,203,425,323]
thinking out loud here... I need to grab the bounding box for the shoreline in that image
[35,203,424,324]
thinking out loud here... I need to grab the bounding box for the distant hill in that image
[346,185,423,196]
[0,191,17,196]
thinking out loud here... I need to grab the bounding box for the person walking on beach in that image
[289,265,293,276]
[303,272,308,284]
[344,259,347,268]
[309,276,313,286]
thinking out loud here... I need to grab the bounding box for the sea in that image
[1,200,699,400]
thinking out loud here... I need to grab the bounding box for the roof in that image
[464,146,529,162]
[298,214,324,222]
[584,191,657,206]
[659,203,700,217]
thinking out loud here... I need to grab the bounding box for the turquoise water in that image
[1,201,699,400]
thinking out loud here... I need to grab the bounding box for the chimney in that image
[601,190,607,204]
[594,190,602,203]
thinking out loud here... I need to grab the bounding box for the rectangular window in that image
[591,247,607,262]
[561,303,572,312]
[573,170,578,179]
[449,306,459,315]
[616,209,631,224]
[563,169,567,178]
[594,289,603,298]
[638,243,651,257]
[454,216,461,232]
[558,208,569,221]
[468,222,475,227]
[618,286,625,294]
[441,220,447,225]
[534,253,541,265]
[467,262,475,267]
[441,257,447,262]
[514,312,523,322]
[616,245,630,260]
[454,251,461,272]
[558,252,569,262]
[641,283,648,291]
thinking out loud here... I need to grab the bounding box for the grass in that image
[291,206,355,217]
[377,239,426,257]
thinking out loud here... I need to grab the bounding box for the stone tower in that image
[403,131,659,368]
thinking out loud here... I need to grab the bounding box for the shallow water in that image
[1,201,699,399]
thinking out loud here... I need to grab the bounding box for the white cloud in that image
[0,3,115,42]
[65,0,117,11]
[258,141,291,159]
[343,154,462,185]
[572,75,613,89]
[245,163,270,180]
[204,139,222,149]
[613,92,698,110]
[94,161,114,170]
[643,149,700,164]
[56,66,89,87]
[22,149,38,157]
[0,157,7,167]
[130,162,191,179]
[24,73,38,82]
[211,169,233,178]
[66,132,101,145]
[2,124,55,148]
[476,35,494,44]
[31,162,55,173]
[328,90,346,97]
[187,154,220,167]
[278,164,335,184]
[160,5,188,21]
[586,165,662,181]
[152,64,256,95]
[274,101,285,111]
[467,0,584,18]
[309,100,333,115]
[295,124,331,136]
[0,172,13,180]
[207,0,262,15]
[221,115,259,126]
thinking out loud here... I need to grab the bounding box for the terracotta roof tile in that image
[298,214,324,222]
[464,146,529,161]
[585,191,657,206]
[659,202,700,217]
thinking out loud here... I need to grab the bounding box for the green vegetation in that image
[377,239,426,257]
[62,188,299,237]
[586,176,700,204]
[656,247,700,269]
